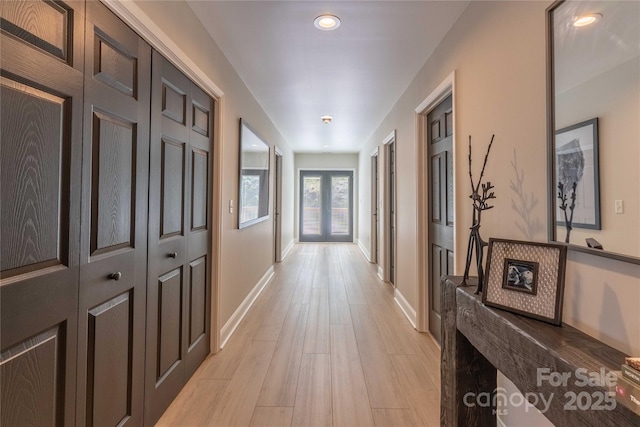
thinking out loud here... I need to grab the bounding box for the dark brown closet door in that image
[145,52,213,426]
[76,2,151,426]
[184,77,213,379]
[427,94,454,344]
[0,1,85,426]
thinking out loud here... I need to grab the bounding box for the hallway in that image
[156,244,440,426]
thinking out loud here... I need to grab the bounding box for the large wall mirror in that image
[547,0,639,263]
[238,119,270,229]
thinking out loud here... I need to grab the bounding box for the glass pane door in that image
[330,176,350,236]
[299,171,353,242]
[302,174,322,237]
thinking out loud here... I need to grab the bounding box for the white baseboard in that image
[220,266,274,348]
[394,288,417,329]
[377,266,384,281]
[356,239,371,262]
[281,239,295,261]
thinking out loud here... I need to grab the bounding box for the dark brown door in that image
[0,1,85,426]
[371,154,379,264]
[145,52,213,426]
[274,150,283,263]
[387,141,396,285]
[76,2,151,426]
[428,94,454,344]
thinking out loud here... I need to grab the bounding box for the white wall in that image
[133,1,296,330]
[294,153,359,241]
[356,1,640,425]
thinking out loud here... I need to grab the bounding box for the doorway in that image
[274,148,283,262]
[383,132,396,286]
[371,150,379,264]
[427,94,454,343]
[299,170,353,242]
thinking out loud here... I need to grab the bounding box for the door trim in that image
[382,131,396,286]
[415,70,456,333]
[103,0,224,353]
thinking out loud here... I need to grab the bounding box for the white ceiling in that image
[187,1,469,153]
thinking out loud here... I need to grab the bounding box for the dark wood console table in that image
[441,276,639,426]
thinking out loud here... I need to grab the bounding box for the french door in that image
[300,171,353,242]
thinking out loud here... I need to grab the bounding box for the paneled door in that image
[371,153,379,264]
[299,171,353,242]
[0,2,85,425]
[427,94,454,344]
[76,2,151,426]
[387,140,396,285]
[145,52,213,426]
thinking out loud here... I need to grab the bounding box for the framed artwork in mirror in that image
[238,119,270,229]
[555,118,600,231]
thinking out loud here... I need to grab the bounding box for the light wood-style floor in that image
[157,243,441,426]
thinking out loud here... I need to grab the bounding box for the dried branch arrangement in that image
[462,134,495,293]
[557,181,577,243]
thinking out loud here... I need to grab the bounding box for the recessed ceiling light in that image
[314,15,341,31]
[323,145,329,148]
[573,13,602,27]
[321,115,333,124]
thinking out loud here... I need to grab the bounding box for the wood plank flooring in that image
[156,244,441,426]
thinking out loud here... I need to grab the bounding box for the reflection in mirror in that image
[238,119,270,229]
[549,0,639,260]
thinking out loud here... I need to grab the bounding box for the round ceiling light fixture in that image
[314,15,341,31]
[321,115,333,124]
[573,13,602,27]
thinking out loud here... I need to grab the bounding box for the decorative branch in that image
[567,181,577,233]
[468,135,474,194]
[468,135,496,216]
[463,134,496,294]
[557,181,577,243]
[475,134,495,195]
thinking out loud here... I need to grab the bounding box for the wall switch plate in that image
[229,199,234,214]
[615,200,624,214]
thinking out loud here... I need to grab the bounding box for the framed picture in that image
[502,258,539,295]
[555,118,600,230]
[482,238,567,325]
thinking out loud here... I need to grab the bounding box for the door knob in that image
[168,252,178,258]
[109,272,122,281]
